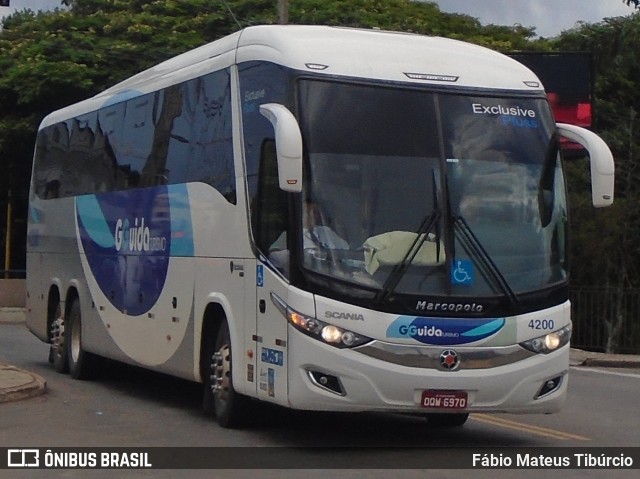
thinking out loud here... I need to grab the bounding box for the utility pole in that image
[278,0,288,25]
[4,188,11,279]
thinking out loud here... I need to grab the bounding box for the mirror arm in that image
[260,103,303,193]
[556,122,615,208]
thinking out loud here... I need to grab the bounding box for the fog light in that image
[536,375,563,399]
[307,370,345,396]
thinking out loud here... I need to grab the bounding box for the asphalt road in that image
[1,322,639,479]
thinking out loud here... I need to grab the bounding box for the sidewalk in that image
[1,308,639,404]
[0,362,46,403]
[568,347,640,368]
[0,307,47,403]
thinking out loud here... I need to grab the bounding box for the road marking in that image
[571,367,640,379]
[471,414,591,441]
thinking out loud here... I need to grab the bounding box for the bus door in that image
[254,261,289,404]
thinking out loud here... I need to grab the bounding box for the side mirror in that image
[556,123,615,208]
[259,103,303,193]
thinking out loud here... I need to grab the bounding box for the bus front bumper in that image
[287,329,569,415]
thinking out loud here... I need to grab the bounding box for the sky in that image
[431,0,637,37]
[0,0,63,19]
[0,1,638,38]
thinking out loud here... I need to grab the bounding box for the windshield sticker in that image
[386,316,506,345]
[451,259,474,285]
[243,89,266,113]
[472,102,538,129]
[268,368,275,397]
[261,347,284,366]
[257,265,264,287]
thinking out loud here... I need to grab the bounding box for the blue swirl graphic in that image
[76,185,193,316]
[386,316,505,345]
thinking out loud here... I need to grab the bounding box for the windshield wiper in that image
[375,210,441,305]
[375,170,442,305]
[453,215,519,307]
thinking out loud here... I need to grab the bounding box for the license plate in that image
[421,390,468,409]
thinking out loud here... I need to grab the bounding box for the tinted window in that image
[239,61,293,259]
[33,68,235,203]
[239,62,292,206]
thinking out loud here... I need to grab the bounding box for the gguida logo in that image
[114,218,166,253]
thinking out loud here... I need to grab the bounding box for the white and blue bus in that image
[26,25,614,428]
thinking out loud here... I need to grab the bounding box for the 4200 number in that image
[528,319,555,330]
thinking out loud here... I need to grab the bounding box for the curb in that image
[0,307,26,324]
[0,312,46,404]
[580,357,640,368]
[569,348,640,369]
[0,363,47,403]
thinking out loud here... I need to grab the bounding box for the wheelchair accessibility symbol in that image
[451,260,474,285]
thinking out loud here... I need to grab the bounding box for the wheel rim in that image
[210,344,231,404]
[50,311,64,359]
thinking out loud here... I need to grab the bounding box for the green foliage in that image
[554,15,640,289]
[0,0,635,349]
[0,0,576,274]
[0,0,545,179]
[0,0,232,207]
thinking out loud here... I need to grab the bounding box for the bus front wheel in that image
[203,320,249,428]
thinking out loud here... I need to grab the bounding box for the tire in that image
[66,299,101,380]
[202,320,250,428]
[425,413,469,427]
[50,301,68,373]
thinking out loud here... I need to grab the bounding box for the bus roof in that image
[236,25,542,90]
[40,25,544,128]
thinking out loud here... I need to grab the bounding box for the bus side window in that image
[184,69,236,203]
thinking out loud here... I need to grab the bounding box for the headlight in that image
[520,324,572,354]
[271,293,372,349]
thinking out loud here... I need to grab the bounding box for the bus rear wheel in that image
[50,302,68,373]
[203,320,249,428]
[66,299,101,380]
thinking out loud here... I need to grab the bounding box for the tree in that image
[1,1,231,272]
[556,15,640,352]
[0,0,548,272]
[0,0,544,174]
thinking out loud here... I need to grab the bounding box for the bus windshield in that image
[297,79,567,302]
